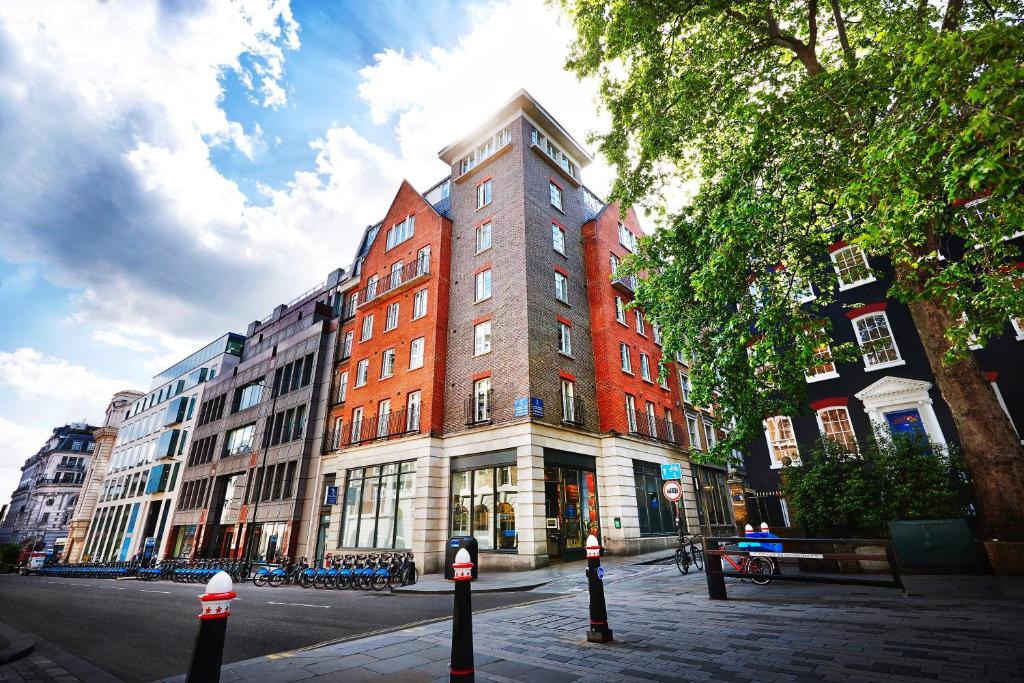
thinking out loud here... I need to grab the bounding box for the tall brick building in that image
[317,91,730,573]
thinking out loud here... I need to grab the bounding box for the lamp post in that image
[239,380,279,564]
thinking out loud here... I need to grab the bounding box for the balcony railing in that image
[560,397,587,427]
[326,408,420,450]
[353,260,430,308]
[627,410,684,448]
[612,275,638,294]
[464,393,494,427]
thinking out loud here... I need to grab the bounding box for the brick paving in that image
[147,568,1024,683]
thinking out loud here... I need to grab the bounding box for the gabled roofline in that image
[438,89,593,167]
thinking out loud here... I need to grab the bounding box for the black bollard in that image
[186,570,236,683]
[449,548,474,682]
[585,534,613,643]
[704,537,728,600]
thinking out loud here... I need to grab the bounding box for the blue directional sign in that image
[530,397,544,417]
[660,463,683,481]
[513,397,529,417]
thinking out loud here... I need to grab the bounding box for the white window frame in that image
[350,407,364,442]
[615,296,627,325]
[475,270,492,302]
[679,371,691,403]
[686,414,701,450]
[851,310,905,371]
[815,406,858,450]
[640,353,652,382]
[635,310,646,336]
[337,371,348,403]
[854,376,950,449]
[390,260,403,289]
[552,223,565,255]
[561,379,576,423]
[384,303,399,332]
[703,420,716,448]
[409,338,425,370]
[618,223,637,252]
[549,181,562,210]
[620,343,633,374]
[376,399,391,438]
[417,246,430,275]
[653,324,662,346]
[474,322,492,356]
[474,378,492,422]
[386,215,415,251]
[558,322,572,356]
[413,289,428,320]
[381,348,396,378]
[360,314,374,342]
[806,343,840,382]
[831,245,875,290]
[476,180,492,209]
[625,394,637,432]
[476,222,492,254]
[406,391,422,432]
[342,330,353,358]
[764,416,801,469]
[554,272,569,303]
[355,359,369,387]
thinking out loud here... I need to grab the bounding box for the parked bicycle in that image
[675,535,704,575]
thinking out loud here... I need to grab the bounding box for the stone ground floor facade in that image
[315,421,735,574]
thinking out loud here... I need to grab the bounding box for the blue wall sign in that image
[530,397,544,417]
[597,566,604,579]
[324,485,339,505]
[513,397,529,417]
[660,463,683,481]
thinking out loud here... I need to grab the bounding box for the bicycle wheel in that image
[313,572,326,589]
[747,557,774,585]
[691,544,704,571]
[298,571,314,588]
[253,570,269,587]
[268,572,285,588]
[674,547,690,575]
[371,571,390,591]
[388,567,404,589]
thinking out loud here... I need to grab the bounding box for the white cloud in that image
[0,417,47,507]
[0,349,135,418]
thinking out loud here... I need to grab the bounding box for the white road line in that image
[266,601,330,608]
[139,589,170,594]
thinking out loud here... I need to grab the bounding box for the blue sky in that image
[0,0,615,504]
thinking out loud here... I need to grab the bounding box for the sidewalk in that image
[155,567,1024,683]
[394,549,675,594]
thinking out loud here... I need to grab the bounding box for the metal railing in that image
[627,409,684,447]
[612,275,637,293]
[329,408,420,448]
[560,397,586,427]
[464,393,494,426]
[352,260,430,307]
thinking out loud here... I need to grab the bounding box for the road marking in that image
[139,589,170,594]
[266,601,330,608]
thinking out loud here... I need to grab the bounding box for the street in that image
[0,573,559,682]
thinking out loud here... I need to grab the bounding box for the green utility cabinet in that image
[888,518,982,570]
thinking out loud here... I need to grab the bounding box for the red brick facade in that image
[328,181,452,444]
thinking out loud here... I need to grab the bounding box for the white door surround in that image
[854,376,947,448]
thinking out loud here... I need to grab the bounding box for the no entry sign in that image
[662,480,683,502]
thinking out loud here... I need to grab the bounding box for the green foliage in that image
[562,1,1024,464]
[782,436,970,537]
[0,543,21,572]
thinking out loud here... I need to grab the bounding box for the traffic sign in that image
[662,479,683,502]
[660,463,683,481]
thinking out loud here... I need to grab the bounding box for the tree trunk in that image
[901,285,1024,541]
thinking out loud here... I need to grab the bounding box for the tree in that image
[782,436,969,537]
[563,1,1024,539]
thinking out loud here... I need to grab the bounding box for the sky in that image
[0,0,621,506]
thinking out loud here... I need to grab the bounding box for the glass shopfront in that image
[544,462,599,562]
[340,461,416,549]
[450,465,518,551]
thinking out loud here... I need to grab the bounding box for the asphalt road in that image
[0,573,560,682]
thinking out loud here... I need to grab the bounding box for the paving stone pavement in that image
[0,635,123,683]
[152,568,1024,683]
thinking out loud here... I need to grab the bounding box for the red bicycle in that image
[721,546,776,585]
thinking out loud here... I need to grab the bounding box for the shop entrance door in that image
[543,465,600,562]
